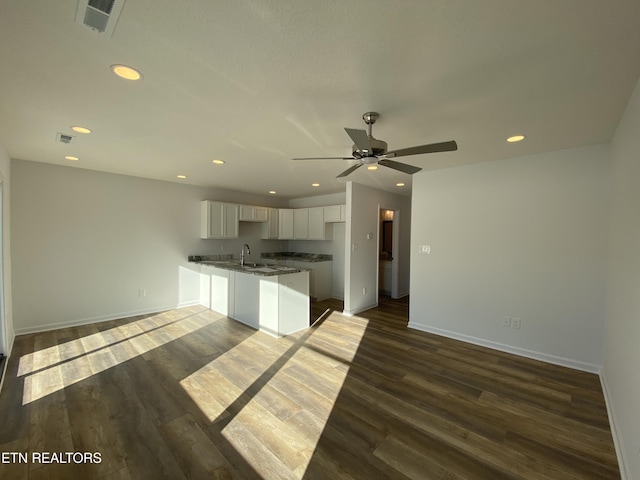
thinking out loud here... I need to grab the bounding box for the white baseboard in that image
[407,322,601,374]
[14,300,202,336]
[343,302,378,317]
[600,372,630,480]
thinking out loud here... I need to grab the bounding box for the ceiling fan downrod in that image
[362,111,379,137]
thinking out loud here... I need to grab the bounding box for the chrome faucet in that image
[240,244,251,266]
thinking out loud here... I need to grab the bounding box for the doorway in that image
[378,208,399,299]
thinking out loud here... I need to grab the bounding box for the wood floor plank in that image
[64,377,128,478]
[0,436,30,480]
[159,413,237,480]
[373,434,469,480]
[109,409,187,480]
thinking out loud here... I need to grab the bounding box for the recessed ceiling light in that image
[311,183,320,187]
[177,175,187,179]
[396,182,405,187]
[367,165,378,170]
[111,64,143,81]
[212,159,225,165]
[64,155,79,161]
[507,135,526,143]
[71,126,92,134]
[268,190,277,195]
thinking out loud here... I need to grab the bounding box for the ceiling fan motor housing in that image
[352,137,387,159]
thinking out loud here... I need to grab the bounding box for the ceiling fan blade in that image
[292,157,355,161]
[378,159,422,175]
[384,140,458,158]
[336,163,363,178]
[344,128,371,153]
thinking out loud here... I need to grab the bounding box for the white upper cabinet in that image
[293,208,309,239]
[324,204,346,223]
[203,202,345,240]
[308,207,326,240]
[278,209,294,239]
[201,201,239,239]
[261,208,279,239]
[239,205,268,222]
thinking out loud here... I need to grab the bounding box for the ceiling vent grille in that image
[56,133,75,144]
[75,0,126,37]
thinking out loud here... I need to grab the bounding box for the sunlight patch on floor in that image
[180,311,369,479]
[20,309,221,405]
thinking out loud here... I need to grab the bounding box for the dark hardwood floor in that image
[0,297,620,479]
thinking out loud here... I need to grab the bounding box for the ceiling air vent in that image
[56,133,75,144]
[75,0,126,37]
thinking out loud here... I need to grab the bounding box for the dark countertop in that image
[188,257,308,277]
[261,252,333,263]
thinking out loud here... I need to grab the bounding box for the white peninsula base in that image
[199,265,309,337]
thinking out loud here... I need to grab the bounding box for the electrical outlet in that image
[138,289,146,297]
[363,287,367,295]
[511,318,521,329]
[503,316,511,327]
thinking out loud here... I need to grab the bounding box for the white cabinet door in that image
[293,208,309,239]
[278,209,294,239]
[261,208,279,239]
[234,273,259,329]
[239,205,254,221]
[224,203,239,238]
[308,207,325,240]
[324,204,346,222]
[254,206,268,222]
[239,205,269,222]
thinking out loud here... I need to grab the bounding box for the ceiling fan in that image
[292,112,458,178]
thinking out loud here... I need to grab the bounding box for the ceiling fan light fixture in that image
[507,134,526,143]
[367,165,378,170]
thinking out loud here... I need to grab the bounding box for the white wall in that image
[409,145,610,371]
[11,160,284,333]
[288,192,346,209]
[345,182,411,315]
[0,140,13,356]
[603,77,640,480]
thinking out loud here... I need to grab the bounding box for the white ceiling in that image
[1,0,639,199]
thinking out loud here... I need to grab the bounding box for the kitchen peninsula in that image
[189,255,310,337]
